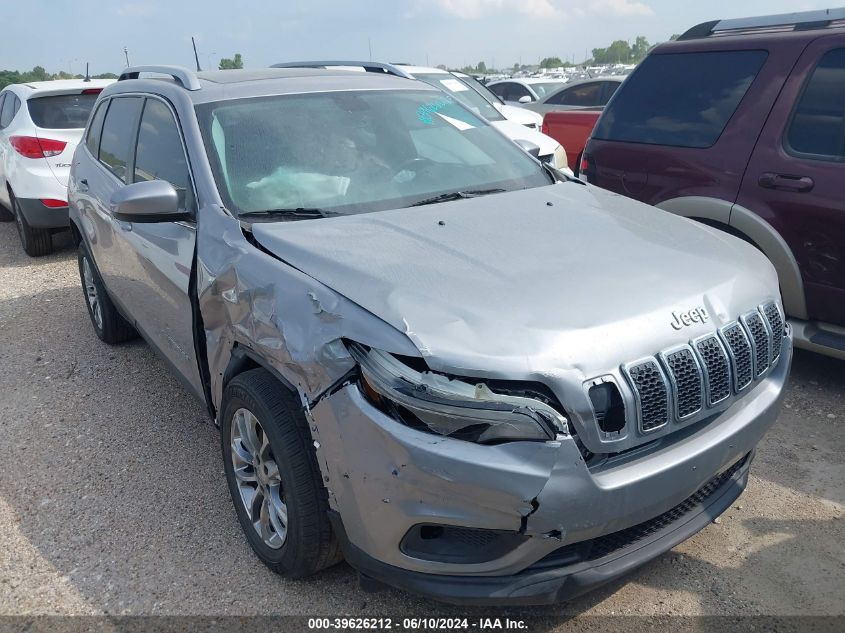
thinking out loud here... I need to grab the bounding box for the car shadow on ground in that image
[0,276,842,620]
[0,222,77,269]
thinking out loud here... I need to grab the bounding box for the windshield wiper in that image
[409,188,506,207]
[541,161,585,185]
[238,207,336,220]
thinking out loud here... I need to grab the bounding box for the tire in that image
[221,368,342,578]
[77,243,137,344]
[0,201,12,222]
[13,196,52,256]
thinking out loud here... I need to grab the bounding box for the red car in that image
[541,109,602,172]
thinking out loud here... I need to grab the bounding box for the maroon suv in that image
[583,9,845,359]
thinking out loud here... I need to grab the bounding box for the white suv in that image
[0,79,112,255]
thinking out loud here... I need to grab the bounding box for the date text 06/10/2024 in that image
[307,617,528,630]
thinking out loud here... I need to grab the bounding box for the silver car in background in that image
[68,65,791,605]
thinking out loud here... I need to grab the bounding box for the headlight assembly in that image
[348,343,568,444]
[552,144,569,171]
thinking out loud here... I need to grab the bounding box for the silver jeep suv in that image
[68,65,792,605]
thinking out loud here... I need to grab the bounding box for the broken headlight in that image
[348,343,568,444]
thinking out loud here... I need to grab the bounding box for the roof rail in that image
[271,61,414,80]
[117,65,202,91]
[678,8,845,40]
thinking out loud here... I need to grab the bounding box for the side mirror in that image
[514,139,541,158]
[518,95,532,104]
[110,180,188,222]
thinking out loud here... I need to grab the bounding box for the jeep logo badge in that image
[670,307,709,330]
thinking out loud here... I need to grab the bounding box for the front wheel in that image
[221,369,341,577]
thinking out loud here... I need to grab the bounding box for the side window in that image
[0,93,15,128]
[133,98,194,211]
[508,84,532,102]
[786,48,845,160]
[600,81,621,105]
[545,87,569,105]
[86,101,107,157]
[488,83,508,99]
[594,50,768,148]
[555,82,602,107]
[99,97,143,182]
[0,94,7,128]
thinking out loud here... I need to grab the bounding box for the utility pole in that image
[368,37,372,61]
[124,47,130,67]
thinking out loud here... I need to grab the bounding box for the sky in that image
[4,0,837,74]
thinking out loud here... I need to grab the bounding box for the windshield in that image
[531,82,566,98]
[457,74,504,106]
[196,90,550,218]
[412,73,505,122]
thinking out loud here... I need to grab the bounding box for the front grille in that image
[625,361,669,431]
[743,312,770,377]
[664,348,702,418]
[694,336,731,404]
[608,302,784,439]
[763,302,784,362]
[530,453,749,570]
[721,323,753,391]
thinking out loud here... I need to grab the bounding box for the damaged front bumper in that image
[308,342,790,605]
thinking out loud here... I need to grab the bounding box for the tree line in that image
[0,54,244,90]
[0,66,118,90]
[460,34,684,75]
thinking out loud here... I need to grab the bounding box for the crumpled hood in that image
[251,183,779,378]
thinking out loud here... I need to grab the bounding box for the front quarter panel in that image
[196,205,420,412]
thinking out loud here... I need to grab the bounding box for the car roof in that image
[655,9,845,54]
[395,65,450,76]
[101,67,433,104]
[4,78,114,96]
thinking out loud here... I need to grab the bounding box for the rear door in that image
[82,96,144,288]
[737,37,845,326]
[106,96,203,395]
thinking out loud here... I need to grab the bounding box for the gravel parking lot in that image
[0,221,843,624]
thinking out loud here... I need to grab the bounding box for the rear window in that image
[27,93,99,129]
[593,50,768,148]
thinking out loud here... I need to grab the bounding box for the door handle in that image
[758,172,814,192]
[78,179,89,192]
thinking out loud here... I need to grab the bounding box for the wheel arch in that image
[655,196,807,319]
[68,217,83,245]
[221,345,304,415]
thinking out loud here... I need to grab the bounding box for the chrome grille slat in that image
[624,360,669,432]
[661,347,703,419]
[762,302,784,362]
[609,303,785,439]
[721,322,753,391]
[694,335,731,405]
[742,311,771,377]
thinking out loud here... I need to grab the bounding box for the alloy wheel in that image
[81,256,103,330]
[230,407,289,549]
